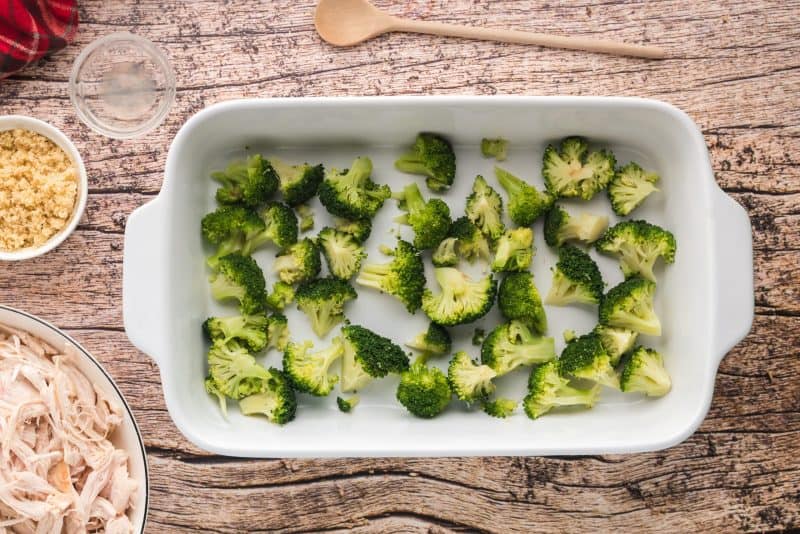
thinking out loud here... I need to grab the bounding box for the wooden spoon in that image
[315,0,666,59]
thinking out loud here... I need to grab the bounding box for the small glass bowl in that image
[69,33,175,139]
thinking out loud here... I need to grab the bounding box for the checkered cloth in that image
[0,0,78,79]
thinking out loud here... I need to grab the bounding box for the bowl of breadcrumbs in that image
[0,116,88,260]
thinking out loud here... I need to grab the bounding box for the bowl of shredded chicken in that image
[0,306,147,533]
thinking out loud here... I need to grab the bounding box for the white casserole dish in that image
[123,96,753,457]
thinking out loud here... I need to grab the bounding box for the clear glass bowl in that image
[69,33,175,139]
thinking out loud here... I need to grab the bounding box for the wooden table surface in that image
[2,1,799,532]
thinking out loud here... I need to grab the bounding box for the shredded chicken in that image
[0,324,137,533]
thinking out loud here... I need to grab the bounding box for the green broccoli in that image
[296,204,315,233]
[491,227,534,273]
[543,204,608,248]
[432,237,459,267]
[206,340,270,400]
[545,245,604,306]
[593,324,638,366]
[267,158,324,206]
[203,313,269,353]
[237,368,297,425]
[393,182,452,250]
[337,395,360,412]
[355,239,426,312]
[481,320,556,376]
[563,329,577,343]
[607,162,659,216]
[273,238,322,284]
[523,361,600,419]
[317,227,366,280]
[267,313,289,351]
[620,346,671,397]
[242,201,298,254]
[201,206,265,268]
[283,338,344,396]
[542,136,616,200]
[295,277,357,337]
[449,216,491,263]
[599,277,661,336]
[558,333,619,389]
[422,267,497,326]
[209,253,267,315]
[481,138,508,161]
[595,220,676,282]
[394,132,456,192]
[339,324,410,392]
[466,175,505,241]
[396,357,451,418]
[447,351,497,403]
[497,272,547,335]
[334,217,372,244]
[472,328,486,346]
[482,398,518,418]
[318,157,391,220]
[266,281,295,311]
[211,154,278,207]
[405,322,452,357]
[494,167,554,226]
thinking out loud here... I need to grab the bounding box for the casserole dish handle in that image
[711,191,754,361]
[123,198,168,365]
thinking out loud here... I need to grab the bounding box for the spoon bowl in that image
[315,0,394,47]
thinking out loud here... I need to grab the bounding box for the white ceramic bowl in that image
[0,305,148,531]
[0,116,88,261]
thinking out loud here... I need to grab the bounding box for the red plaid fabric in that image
[0,0,78,79]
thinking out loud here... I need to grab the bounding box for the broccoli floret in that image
[542,136,616,200]
[607,162,659,216]
[545,245,604,306]
[209,253,267,315]
[481,320,556,376]
[296,204,315,233]
[405,322,452,357]
[242,201,298,254]
[267,313,289,351]
[449,216,491,263]
[599,277,661,336]
[266,281,295,311]
[447,351,497,403]
[563,329,577,343]
[471,328,485,346]
[318,157,391,220]
[620,346,671,397]
[497,272,547,335]
[491,227,534,273]
[337,395,360,412]
[396,358,451,418]
[356,239,426,312]
[317,227,366,280]
[558,333,619,389]
[334,217,372,244]
[267,158,324,206]
[392,182,452,250]
[422,267,497,326]
[394,133,456,192]
[339,325,410,392]
[595,220,676,282]
[432,237,459,267]
[202,206,265,268]
[206,340,270,400]
[481,138,508,161]
[466,175,505,241]
[523,361,600,419]
[482,398,517,418]
[211,154,278,207]
[283,338,344,396]
[273,238,322,284]
[237,368,297,425]
[203,313,269,353]
[543,204,608,248]
[593,324,638,366]
[494,167,554,226]
[295,277,357,337]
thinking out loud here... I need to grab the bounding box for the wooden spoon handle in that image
[388,17,666,59]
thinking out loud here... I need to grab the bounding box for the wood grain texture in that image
[1,0,799,532]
